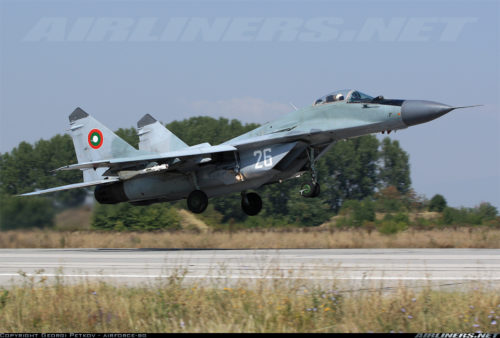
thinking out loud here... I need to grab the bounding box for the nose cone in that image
[401,100,454,127]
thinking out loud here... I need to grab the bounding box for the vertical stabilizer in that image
[68,107,146,181]
[137,114,189,153]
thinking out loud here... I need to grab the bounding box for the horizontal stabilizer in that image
[19,178,120,196]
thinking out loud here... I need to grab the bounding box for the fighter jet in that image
[21,89,479,215]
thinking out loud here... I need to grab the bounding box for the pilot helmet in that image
[335,93,344,101]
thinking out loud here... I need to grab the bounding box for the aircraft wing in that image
[55,144,237,171]
[227,129,324,149]
[19,178,120,196]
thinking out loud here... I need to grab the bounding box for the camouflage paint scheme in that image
[21,89,478,214]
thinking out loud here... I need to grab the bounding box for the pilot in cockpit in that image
[325,94,344,103]
[313,90,351,106]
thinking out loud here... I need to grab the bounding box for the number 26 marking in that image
[254,148,272,169]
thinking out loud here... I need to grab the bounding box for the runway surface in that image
[0,248,499,290]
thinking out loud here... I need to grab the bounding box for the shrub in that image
[377,220,407,234]
[337,199,375,227]
[92,202,181,231]
[413,217,433,229]
[429,194,447,212]
[477,202,498,221]
[441,206,491,226]
[376,212,409,234]
[0,193,55,230]
[373,186,407,212]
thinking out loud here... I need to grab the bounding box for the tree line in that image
[1,116,496,231]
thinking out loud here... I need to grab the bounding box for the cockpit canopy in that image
[313,89,374,106]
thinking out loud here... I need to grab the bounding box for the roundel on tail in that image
[88,129,103,149]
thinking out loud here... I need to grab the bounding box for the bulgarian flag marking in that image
[88,129,103,149]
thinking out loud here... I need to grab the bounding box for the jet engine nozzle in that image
[401,100,454,127]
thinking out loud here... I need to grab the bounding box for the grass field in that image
[2,223,498,331]
[0,227,499,249]
[0,273,498,333]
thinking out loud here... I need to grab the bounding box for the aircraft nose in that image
[401,100,454,127]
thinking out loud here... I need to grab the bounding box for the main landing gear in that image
[187,189,263,216]
[241,192,262,216]
[187,190,208,214]
[300,147,321,198]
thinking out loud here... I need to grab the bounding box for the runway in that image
[0,248,499,290]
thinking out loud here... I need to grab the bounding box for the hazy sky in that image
[1,0,499,209]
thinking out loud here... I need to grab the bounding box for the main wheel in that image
[187,190,208,214]
[312,182,320,197]
[300,181,320,198]
[241,192,262,216]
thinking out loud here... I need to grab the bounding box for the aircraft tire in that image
[187,190,208,214]
[312,182,320,197]
[300,181,320,198]
[241,192,262,216]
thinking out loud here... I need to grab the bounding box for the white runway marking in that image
[1,248,499,288]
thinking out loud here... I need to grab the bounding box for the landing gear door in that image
[239,142,296,179]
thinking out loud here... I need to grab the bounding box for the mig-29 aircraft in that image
[21,89,479,215]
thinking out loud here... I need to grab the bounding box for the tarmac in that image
[0,248,499,290]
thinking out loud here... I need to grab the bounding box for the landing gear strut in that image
[241,192,262,216]
[300,147,321,198]
[187,190,208,214]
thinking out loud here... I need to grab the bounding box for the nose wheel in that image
[300,181,320,198]
[187,190,208,214]
[300,147,321,198]
[241,192,262,216]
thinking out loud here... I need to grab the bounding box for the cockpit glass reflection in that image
[313,89,374,106]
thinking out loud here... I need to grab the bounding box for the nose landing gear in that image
[300,181,320,198]
[300,147,321,198]
[241,192,262,216]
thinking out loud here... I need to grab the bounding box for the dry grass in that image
[325,211,442,226]
[177,209,210,232]
[0,274,498,332]
[0,227,499,249]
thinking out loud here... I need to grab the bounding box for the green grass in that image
[0,274,498,332]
